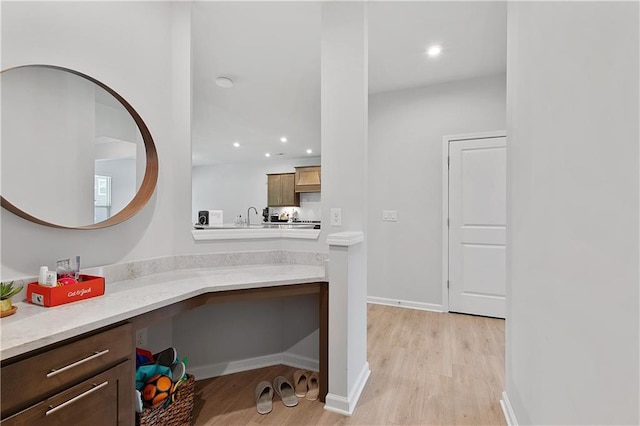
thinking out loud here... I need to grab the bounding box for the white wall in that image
[0,0,313,272]
[1,1,176,278]
[321,1,368,235]
[95,158,136,216]
[172,295,319,374]
[2,66,95,226]
[367,74,506,308]
[0,2,327,376]
[505,2,639,424]
[192,156,320,225]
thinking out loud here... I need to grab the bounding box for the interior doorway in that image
[442,131,507,318]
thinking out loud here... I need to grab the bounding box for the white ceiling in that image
[191,1,506,166]
[368,1,507,94]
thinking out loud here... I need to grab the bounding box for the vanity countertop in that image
[0,264,326,361]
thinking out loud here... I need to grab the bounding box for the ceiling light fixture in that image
[426,45,442,58]
[215,77,234,88]
[280,137,287,143]
[265,153,271,158]
[233,142,240,148]
[306,149,313,154]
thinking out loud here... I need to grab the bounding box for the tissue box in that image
[27,274,105,307]
[207,210,223,225]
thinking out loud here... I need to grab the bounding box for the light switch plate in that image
[330,208,342,226]
[383,210,397,222]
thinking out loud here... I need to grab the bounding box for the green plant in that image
[1,281,23,300]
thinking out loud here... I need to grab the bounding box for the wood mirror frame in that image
[0,64,158,230]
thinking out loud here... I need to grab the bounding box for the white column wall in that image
[321,2,369,415]
[326,235,369,415]
[505,2,639,424]
[320,2,368,234]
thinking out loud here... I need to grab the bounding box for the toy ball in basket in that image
[136,348,195,426]
[142,374,174,407]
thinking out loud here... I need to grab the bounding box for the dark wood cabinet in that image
[1,323,134,425]
[1,360,133,426]
[295,166,321,193]
[267,173,300,207]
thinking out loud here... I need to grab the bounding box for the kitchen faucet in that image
[247,206,258,227]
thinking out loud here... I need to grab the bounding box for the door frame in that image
[441,130,507,312]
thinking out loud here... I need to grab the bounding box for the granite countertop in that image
[0,264,326,361]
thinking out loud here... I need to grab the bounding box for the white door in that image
[448,136,506,318]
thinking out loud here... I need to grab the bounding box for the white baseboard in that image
[349,362,371,411]
[324,394,351,415]
[500,391,519,426]
[324,362,371,416]
[188,351,319,380]
[367,296,444,313]
[281,352,319,372]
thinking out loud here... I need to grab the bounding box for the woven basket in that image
[137,374,195,426]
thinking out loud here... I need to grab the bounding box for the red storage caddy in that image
[27,274,105,307]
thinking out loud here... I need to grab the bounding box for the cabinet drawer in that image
[1,323,132,417]
[1,360,133,426]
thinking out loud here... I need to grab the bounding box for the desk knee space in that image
[130,281,329,403]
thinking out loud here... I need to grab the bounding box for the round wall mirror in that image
[1,65,158,229]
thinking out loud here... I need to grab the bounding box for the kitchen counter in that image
[0,264,326,361]
[192,224,321,240]
[195,222,320,229]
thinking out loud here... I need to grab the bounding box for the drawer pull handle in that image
[46,349,110,378]
[46,381,109,416]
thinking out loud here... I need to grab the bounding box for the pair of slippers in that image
[255,376,298,414]
[293,369,319,401]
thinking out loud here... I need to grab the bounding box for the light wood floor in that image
[192,304,506,425]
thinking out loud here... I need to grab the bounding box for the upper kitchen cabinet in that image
[267,173,300,207]
[295,166,321,193]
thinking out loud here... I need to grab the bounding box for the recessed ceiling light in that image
[233,142,240,148]
[215,77,234,88]
[265,153,271,158]
[306,149,313,154]
[426,45,442,57]
[280,137,287,143]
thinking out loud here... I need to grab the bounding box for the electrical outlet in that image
[135,328,148,347]
[383,210,398,222]
[330,208,342,226]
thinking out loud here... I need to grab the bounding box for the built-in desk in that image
[0,264,328,423]
[128,281,328,403]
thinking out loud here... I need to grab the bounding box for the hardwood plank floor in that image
[192,304,506,425]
